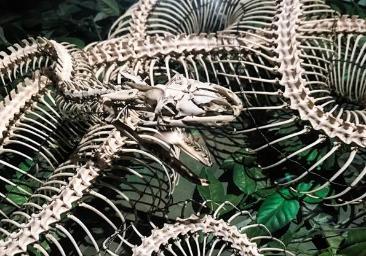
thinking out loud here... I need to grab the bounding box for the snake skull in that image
[100,73,243,182]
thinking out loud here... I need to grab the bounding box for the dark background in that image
[0,0,135,48]
[0,0,365,49]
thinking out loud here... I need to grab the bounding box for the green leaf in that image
[255,187,276,198]
[307,149,318,163]
[324,229,343,255]
[94,12,110,22]
[6,185,32,205]
[233,164,256,194]
[18,159,33,172]
[297,183,330,203]
[197,168,225,210]
[197,167,242,215]
[304,187,329,203]
[317,146,336,170]
[233,148,256,165]
[98,0,120,17]
[257,189,300,232]
[221,148,256,169]
[339,229,366,256]
[221,157,235,169]
[280,228,294,246]
[296,182,311,192]
[248,166,267,191]
[219,194,243,216]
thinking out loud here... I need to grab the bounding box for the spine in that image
[275,0,366,146]
[129,0,159,40]
[132,215,260,256]
[0,74,50,142]
[0,130,126,255]
[87,33,246,66]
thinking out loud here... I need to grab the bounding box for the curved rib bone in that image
[0,129,127,256]
[132,215,260,256]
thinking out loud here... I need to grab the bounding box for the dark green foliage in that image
[338,229,366,256]
[327,0,366,16]
[257,188,300,232]
[195,142,365,254]
[0,0,135,49]
[233,164,257,194]
[197,167,243,215]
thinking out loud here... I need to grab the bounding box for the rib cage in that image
[0,74,93,219]
[1,0,366,255]
[0,37,52,98]
[94,0,366,205]
[0,122,177,255]
[108,202,294,255]
[108,0,276,38]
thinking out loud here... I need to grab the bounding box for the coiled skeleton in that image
[123,201,295,256]
[0,0,366,254]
